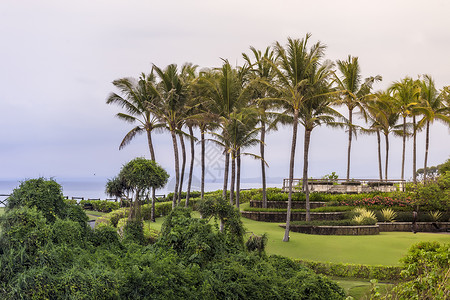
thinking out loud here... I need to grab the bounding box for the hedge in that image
[96,198,202,227]
[296,259,403,281]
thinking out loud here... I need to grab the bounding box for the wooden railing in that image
[282,179,406,194]
[0,194,10,206]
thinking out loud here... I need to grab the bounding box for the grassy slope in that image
[146,209,449,266]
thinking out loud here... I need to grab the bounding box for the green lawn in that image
[146,210,449,266]
[334,277,393,299]
[84,210,108,221]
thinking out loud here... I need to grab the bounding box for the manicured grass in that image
[146,207,449,266]
[333,277,393,299]
[241,216,449,265]
[84,210,108,221]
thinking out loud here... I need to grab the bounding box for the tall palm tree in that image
[365,92,400,181]
[389,77,421,181]
[106,73,165,221]
[197,61,247,202]
[106,73,163,160]
[243,46,279,208]
[419,76,450,180]
[334,55,381,180]
[226,108,261,208]
[297,60,339,222]
[271,34,328,241]
[149,64,188,208]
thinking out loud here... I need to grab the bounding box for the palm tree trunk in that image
[178,132,186,205]
[303,128,312,222]
[230,151,235,206]
[147,129,156,161]
[412,115,417,184]
[201,129,205,200]
[346,108,353,181]
[147,129,157,221]
[170,130,180,209]
[385,133,389,182]
[377,130,383,181]
[236,149,241,209]
[401,116,406,181]
[260,121,267,208]
[186,125,195,207]
[129,189,141,220]
[151,195,156,222]
[283,109,298,242]
[222,151,230,201]
[423,121,430,181]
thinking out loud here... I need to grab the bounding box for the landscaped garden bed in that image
[240,211,345,222]
[377,222,450,232]
[280,224,380,235]
[250,200,327,209]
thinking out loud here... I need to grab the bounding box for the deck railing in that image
[282,179,406,193]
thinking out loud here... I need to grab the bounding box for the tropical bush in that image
[6,178,67,222]
[384,242,450,299]
[380,208,397,222]
[352,208,377,225]
[297,260,403,281]
[0,180,347,299]
[80,199,120,212]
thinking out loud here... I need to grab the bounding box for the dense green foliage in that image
[7,178,69,222]
[0,178,346,299]
[297,260,403,281]
[382,241,450,299]
[79,199,121,212]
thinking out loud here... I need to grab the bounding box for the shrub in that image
[0,207,51,255]
[380,208,397,222]
[296,260,403,281]
[352,208,377,225]
[245,233,267,255]
[429,211,443,222]
[89,225,122,249]
[6,178,67,222]
[386,242,450,299]
[123,219,145,245]
[51,218,88,247]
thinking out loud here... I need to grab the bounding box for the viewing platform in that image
[282,179,406,194]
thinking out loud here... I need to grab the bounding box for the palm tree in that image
[334,55,381,180]
[106,73,163,160]
[389,77,420,181]
[196,61,247,202]
[270,34,328,241]
[297,60,339,222]
[365,92,400,181]
[106,73,165,221]
[226,108,261,208]
[418,76,450,180]
[243,46,279,208]
[149,64,188,208]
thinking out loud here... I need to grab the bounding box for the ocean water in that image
[0,178,281,206]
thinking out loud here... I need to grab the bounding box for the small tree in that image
[105,175,128,205]
[117,158,169,221]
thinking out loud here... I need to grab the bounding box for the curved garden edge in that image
[279,224,380,235]
[278,222,450,235]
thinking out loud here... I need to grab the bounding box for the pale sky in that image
[1,0,449,188]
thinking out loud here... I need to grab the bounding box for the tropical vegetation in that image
[106,33,449,242]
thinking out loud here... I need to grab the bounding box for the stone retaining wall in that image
[280,224,380,235]
[240,211,345,222]
[377,222,450,233]
[249,201,326,209]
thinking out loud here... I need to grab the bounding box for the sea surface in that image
[0,178,280,206]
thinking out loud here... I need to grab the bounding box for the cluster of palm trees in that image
[107,34,450,241]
